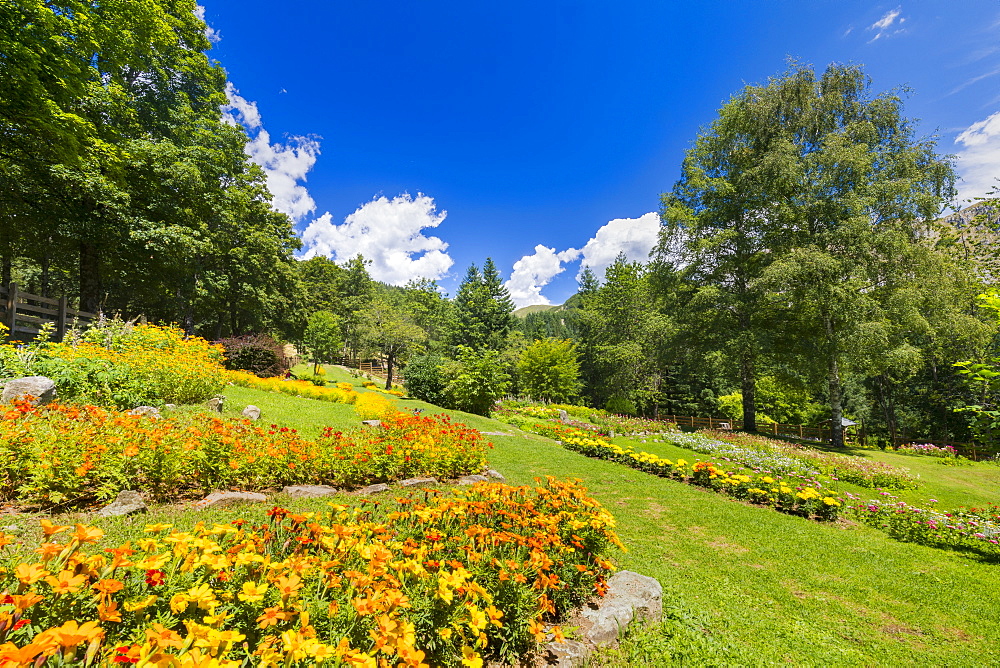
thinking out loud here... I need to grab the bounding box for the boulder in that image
[164,404,177,410]
[539,639,589,667]
[399,477,437,488]
[242,405,261,420]
[580,570,663,646]
[128,406,161,418]
[457,475,489,485]
[206,396,225,413]
[558,409,569,421]
[282,484,338,498]
[1,376,56,406]
[98,490,147,517]
[485,469,506,481]
[193,490,267,510]
[355,483,389,495]
[361,419,382,427]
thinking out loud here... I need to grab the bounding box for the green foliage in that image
[403,354,448,406]
[218,334,287,378]
[440,346,511,416]
[449,259,516,352]
[516,338,581,403]
[303,311,343,366]
[604,394,637,416]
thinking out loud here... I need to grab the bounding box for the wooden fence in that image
[333,357,404,384]
[0,283,97,342]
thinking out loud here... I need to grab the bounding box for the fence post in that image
[709,416,713,429]
[773,422,777,435]
[798,424,803,439]
[5,283,17,337]
[690,416,695,429]
[56,296,68,342]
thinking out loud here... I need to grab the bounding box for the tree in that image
[440,346,511,416]
[517,338,581,403]
[753,64,956,447]
[359,297,427,389]
[303,312,343,374]
[449,259,516,352]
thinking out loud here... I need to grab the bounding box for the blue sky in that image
[202,1,1000,306]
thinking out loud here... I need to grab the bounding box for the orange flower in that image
[14,563,48,585]
[92,579,125,596]
[39,519,69,537]
[45,570,88,594]
[71,525,104,544]
[256,606,291,629]
[36,619,104,649]
[97,600,122,623]
[145,623,185,649]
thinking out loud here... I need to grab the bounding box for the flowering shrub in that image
[850,495,1000,557]
[353,392,396,421]
[894,443,958,458]
[2,323,227,409]
[0,403,489,506]
[227,371,358,405]
[0,478,622,666]
[694,431,919,490]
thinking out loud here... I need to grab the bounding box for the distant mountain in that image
[513,304,561,318]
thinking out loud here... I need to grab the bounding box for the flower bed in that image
[0,478,622,666]
[850,495,1000,558]
[1,323,227,409]
[227,371,358,404]
[0,402,489,507]
[695,430,918,490]
[557,432,842,521]
[893,443,958,458]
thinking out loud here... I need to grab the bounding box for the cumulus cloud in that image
[503,212,662,307]
[868,7,905,42]
[300,193,454,285]
[193,5,221,43]
[222,83,320,222]
[955,111,1000,202]
[504,245,582,308]
[576,212,662,280]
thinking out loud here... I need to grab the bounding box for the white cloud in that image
[503,212,661,306]
[222,83,320,222]
[300,193,454,285]
[504,245,581,308]
[955,111,1000,202]
[868,7,905,42]
[193,6,221,43]
[576,212,661,280]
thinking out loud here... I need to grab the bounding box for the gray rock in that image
[361,419,382,427]
[485,469,506,481]
[399,477,437,488]
[581,570,663,646]
[540,639,589,667]
[1,376,56,406]
[1,525,21,534]
[164,404,177,410]
[128,406,161,418]
[242,405,261,420]
[558,409,569,421]
[193,490,267,510]
[98,490,147,517]
[206,395,225,413]
[458,475,489,485]
[355,483,389,495]
[282,484,338,498]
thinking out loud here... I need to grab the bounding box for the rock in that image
[361,419,382,427]
[193,490,267,510]
[399,477,437,488]
[539,639,589,667]
[206,395,224,413]
[98,490,147,517]
[1,376,56,406]
[1,525,21,534]
[242,405,261,420]
[458,475,489,485]
[485,469,506,481]
[355,483,389,495]
[128,406,161,418]
[164,404,177,410]
[581,570,663,646]
[558,409,569,421]
[608,431,616,439]
[282,484,338,498]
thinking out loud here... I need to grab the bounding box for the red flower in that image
[145,569,165,586]
[11,619,29,631]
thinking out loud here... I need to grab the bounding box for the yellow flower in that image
[125,594,158,612]
[15,562,49,585]
[238,581,269,604]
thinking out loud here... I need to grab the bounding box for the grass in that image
[11,377,1000,665]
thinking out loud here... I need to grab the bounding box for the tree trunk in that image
[79,241,101,313]
[829,353,844,448]
[385,351,395,390]
[40,250,50,298]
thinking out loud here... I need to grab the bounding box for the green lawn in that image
[30,379,1000,665]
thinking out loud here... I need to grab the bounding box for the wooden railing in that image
[0,283,97,342]
[333,357,404,384]
[659,414,834,441]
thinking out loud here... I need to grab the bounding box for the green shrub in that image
[403,353,448,405]
[218,333,287,377]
